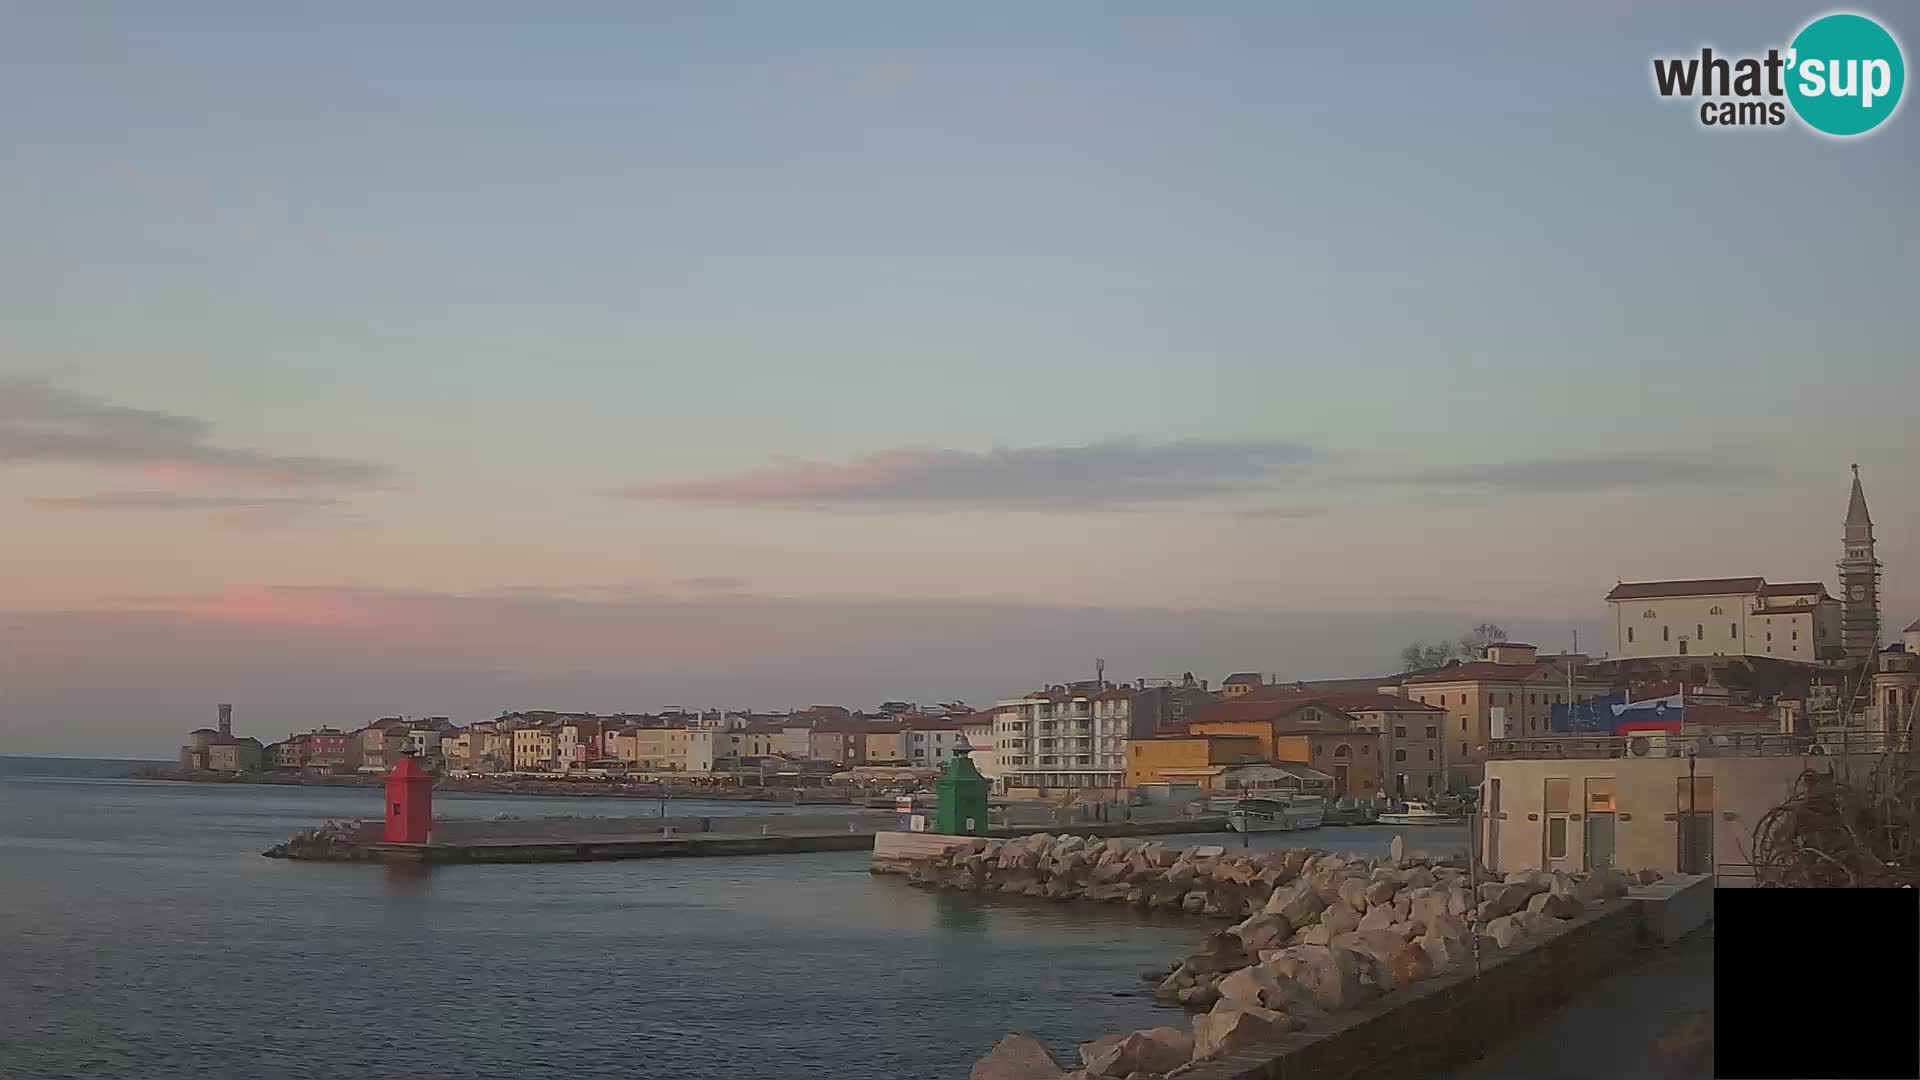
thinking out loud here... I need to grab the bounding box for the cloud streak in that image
[29,491,341,511]
[618,438,1319,509]
[1399,455,1769,494]
[0,375,386,487]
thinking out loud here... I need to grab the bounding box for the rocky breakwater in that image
[904,833,1282,916]
[955,834,1664,1080]
[262,820,375,860]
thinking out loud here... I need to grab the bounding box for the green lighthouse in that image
[933,741,991,836]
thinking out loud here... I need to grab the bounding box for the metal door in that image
[1584,812,1616,871]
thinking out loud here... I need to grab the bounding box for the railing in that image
[1489,730,1909,760]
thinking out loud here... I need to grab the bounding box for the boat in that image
[1376,800,1466,826]
[1225,793,1326,833]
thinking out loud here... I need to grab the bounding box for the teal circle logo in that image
[1786,13,1905,136]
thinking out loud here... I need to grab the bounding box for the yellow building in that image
[1181,692,1389,799]
[1124,734,1264,788]
[1401,643,1611,789]
[863,726,908,765]
[511,727,556,771]
[716,727,782,761]
[612,727,716,774]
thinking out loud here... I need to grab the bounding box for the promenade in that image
[1445,922,1715,1080]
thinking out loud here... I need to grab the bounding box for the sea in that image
[0,756,1467,1080]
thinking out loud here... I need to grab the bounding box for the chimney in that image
[217,703,233,739]
[1201,679,1209,692]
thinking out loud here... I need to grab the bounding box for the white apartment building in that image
[1607,577,1842,663]
[992,686,1132,790]
[612,727,716,774]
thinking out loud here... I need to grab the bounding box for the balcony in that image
[1489,730,1908,760]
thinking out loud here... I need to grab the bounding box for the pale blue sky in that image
[3,2,1917,752]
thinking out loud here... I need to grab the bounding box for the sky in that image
[4,1,1918,756]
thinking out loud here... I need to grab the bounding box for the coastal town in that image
[174,469,1917,883]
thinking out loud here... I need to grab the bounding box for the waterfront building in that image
[991,684,1135,792]
[1318,692,1450,799]
[959,711,999,781]
[178,704,267,772]
[715,722,783,763]
[1123,733,1264,788]
[1606,577,1843,663]
[511,727,557,771]
[862,722,909,766]
[610,725,716,774]
[1401,643,1612,789]
[900,716,971,768]
[1482,723,1901,881]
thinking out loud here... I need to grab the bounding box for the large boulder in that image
[1077,1035,1124,1071]
[1389,834,1407,866]
[1264,879,1329,926]
[1356,903,1400,933]
[972,1033,1067,1080]
[1526,890,1584,920]
[1364,878,1400,906]
[1296,946,1370,1011]
[1082,1027,1193,1077]
[1234,913,1294,953]
[1403,866,1437,889]
[1320,900,1362,935]
[1387,939,1433,989]
[1484,915,1526,949]
[1420,930,1472,974]
[1192,1008,1293,1062]
[1337,877,1371,912]
[1480,882,1533,920]
[1215,963,1288,1012]
[1446,885,1474,917]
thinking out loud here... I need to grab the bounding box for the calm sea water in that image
[0,757,1464,1080]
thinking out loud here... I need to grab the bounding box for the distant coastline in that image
[124,767,858,802]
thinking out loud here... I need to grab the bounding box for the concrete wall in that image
[1482,752,1893,882]
[1185,900,1650,1080]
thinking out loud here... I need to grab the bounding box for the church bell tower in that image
[1839,464,1882,663]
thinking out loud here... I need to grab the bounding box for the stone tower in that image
[1838,464,1882,663]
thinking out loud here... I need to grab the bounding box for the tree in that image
[1397,623,1510,672]
[1457,623,1510,661]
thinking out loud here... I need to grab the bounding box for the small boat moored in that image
[1376,800,1466,826]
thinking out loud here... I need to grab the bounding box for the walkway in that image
[1446,923,1715,1080]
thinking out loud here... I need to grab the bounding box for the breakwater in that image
[882,832,1706,1079]
[269,814,1228,864]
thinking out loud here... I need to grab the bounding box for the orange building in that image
[1124,734,1264,788]
[1184,690,1384,799]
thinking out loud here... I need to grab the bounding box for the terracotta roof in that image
[1606,577,1765,600]
[1405,661,1562,685]
[1754,604,1820,615]
[1318,693,1446,714]
[1759,582,1830,598]
[1907,619,1920,633]
[1186,693,1351,728]
[1222,673,1264,685]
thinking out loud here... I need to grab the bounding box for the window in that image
[1360,744,1371,755]
[1394,725,1407,738]
[1427,749,1435,761]
[1333,744,1352,758]
[1791,630,1798,641]
[1767,632,1772,642]
[1696,624,1704,640]
[1731,623,1738,638]
[1586,778,1616,812]
[1394,749,1407,761]
[1643,609,1656,618]
[1545,777,1571,859]
[1425,726,1437,739]
[1627,627,1634,643]
[1459,694,1466,705]
[1460,741,1467,757]
[1663,626,1670,642]
[1676,775,1714,813]
[1709,605,1723,615]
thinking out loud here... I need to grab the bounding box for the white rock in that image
[1192,1008,1292,1062]
[972,1033,1067,1080]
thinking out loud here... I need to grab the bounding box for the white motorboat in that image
[1226,794,1326,833]
[1376,800,1466,826]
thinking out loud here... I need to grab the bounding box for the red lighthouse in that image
[382,754,433,844]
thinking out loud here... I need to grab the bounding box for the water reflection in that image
[382,862,434,892]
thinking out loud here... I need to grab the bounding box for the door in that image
[1584,778,1616,871]
[1332,764,1350,798]
[1676,775,1714,875]
[1678,639,1689,655]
